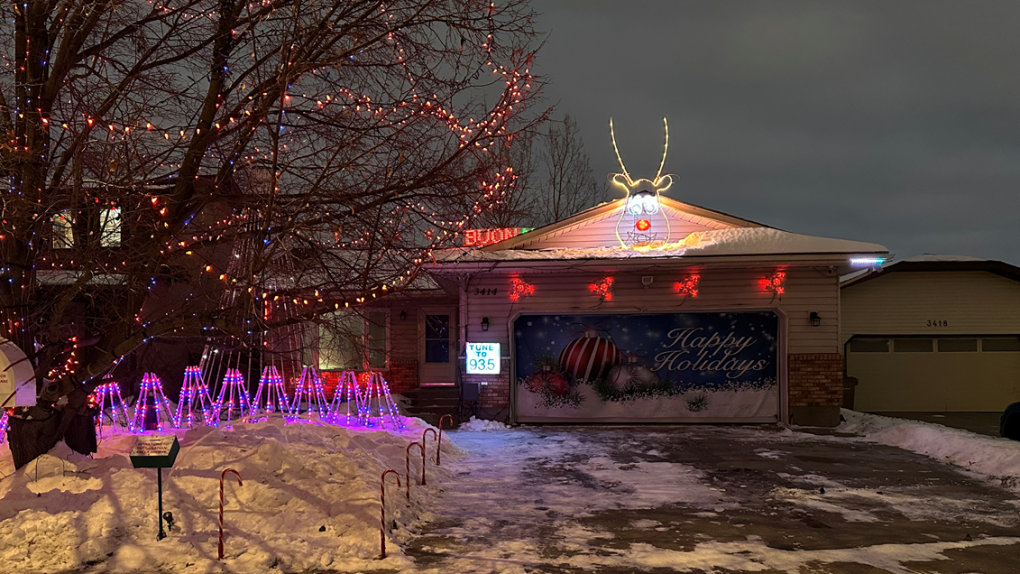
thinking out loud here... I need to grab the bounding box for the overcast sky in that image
[532,1,1020,264]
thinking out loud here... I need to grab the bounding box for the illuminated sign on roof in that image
[461,227,533,248]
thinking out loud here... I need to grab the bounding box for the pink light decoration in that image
[327,370,364,427]
[176,366,215,428]
[94,381,132,430]
[290,366,329,420]
[131,373,178,432]
[0,409,9,445]
[674,274,700,298]
[359,372,404,429]
[212,369,253,427]
[508,277,535,302]
[252,366,290,416]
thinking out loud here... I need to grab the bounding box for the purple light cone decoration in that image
[252,366,290,416]
[131,373,178,432]
[94,381,131,430]
[290,366,329,420]
[359,372,404,429]
[176,366,215,428]
[212,368,253,426]
[327,370,364,427]
[0,409,9,444]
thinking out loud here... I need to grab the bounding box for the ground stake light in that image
[93,381,132,431]
[327,370,364,426]
[0,409,9,444]
[175,366,216,428]
[251,365,290,417]
[212,369,253,427]
[359,372,404,429]
[131,373,178,431]
[290,366,329,420]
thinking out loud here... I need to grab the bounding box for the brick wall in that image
[319,359,418,396]
[462,358,511,410]
[788,353,844,407]
[788,353,844,427]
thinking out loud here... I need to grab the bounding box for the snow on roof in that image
[436,227,887,263]
[903,254,986,263]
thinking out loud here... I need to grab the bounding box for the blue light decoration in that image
[131,373,179,432]
[359,372,404,430]
[212,368,253,427]
[327,370,364,427]
[175,366,215,428]
[93,381,132,431]
[252,365,290,417]
[0,409,9,444]
[850,257,886,266]
[290,366,329,421]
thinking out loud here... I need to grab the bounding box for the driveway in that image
[405,425,1020,573]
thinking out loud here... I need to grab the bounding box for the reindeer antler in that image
[609,118,631,184]
[655,118,668,184]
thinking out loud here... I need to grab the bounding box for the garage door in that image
[513,311,781,423]
[847,336,1020,412]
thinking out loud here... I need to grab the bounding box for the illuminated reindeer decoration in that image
[610,118,675,249]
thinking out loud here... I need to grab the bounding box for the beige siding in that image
[461,266,840,355]
[841,271,1020,345]
[513,205,733,250]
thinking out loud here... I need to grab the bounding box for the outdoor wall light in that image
[399,310,406,321]
[809,311,821,327]
[481,317,490,331]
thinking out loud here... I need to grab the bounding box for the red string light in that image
[589,276,614,302]
[674,275,700,298]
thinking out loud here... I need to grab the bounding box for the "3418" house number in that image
[926,319,949,327]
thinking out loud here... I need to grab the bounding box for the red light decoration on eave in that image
[761,270,786,300]
[509,278,535,302]
[674,274,700,298]
[589,276,614,302]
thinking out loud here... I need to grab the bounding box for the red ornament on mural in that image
[589,276,614,302]
[509,278,535,302]
[558,328,623,382]
[526,368,570,396]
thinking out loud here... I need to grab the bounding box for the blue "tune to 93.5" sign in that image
[466,342,501,374]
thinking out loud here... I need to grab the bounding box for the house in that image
[411,195,888,426]
[841,256,1020,413]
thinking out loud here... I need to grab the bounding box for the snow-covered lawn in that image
[838,409,1020,491]
[0,417,459,573]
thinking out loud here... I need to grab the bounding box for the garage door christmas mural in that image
[514,312,780,421]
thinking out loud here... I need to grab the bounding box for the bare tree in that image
[0,0,547,466]
[474,132,540,228]
[535,114,601,226]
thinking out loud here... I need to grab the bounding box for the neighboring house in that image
[841,256,1020,413]
[415,196,888,426]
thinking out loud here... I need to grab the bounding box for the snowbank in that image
[457,416,509,431]
[838,409,1020,490]
[0,416,459,573]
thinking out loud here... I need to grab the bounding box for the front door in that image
[419,308,457,386]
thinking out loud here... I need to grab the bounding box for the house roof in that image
[432,196,887,269]
[841,256,1020,288]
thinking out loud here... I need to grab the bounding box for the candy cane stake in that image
[406,442,424,500]
[219,468,243,560]
[380,469,401,559]
[437,414,453,466]
[422,428,437,463]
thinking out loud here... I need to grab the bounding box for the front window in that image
[424,314,450,363]
[52,211,73,249]
[100,206,121,247]
[318,311,388,370]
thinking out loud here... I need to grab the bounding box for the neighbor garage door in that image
[847,336,1020,412]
